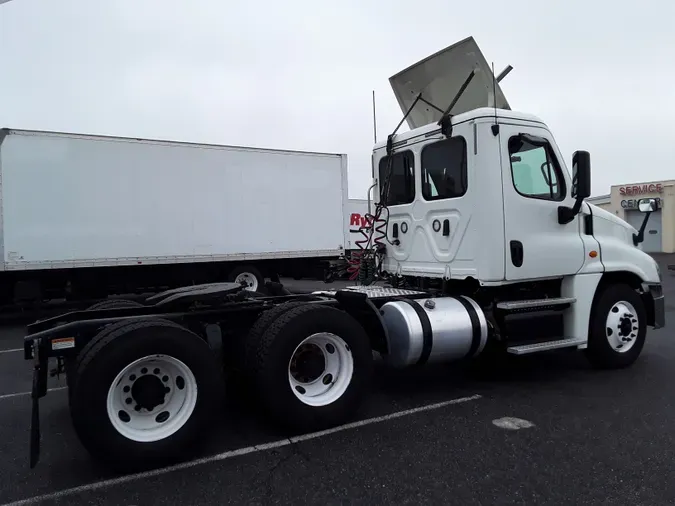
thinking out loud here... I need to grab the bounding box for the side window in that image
[421,136,467,200]
[508,135,565,201]
[379,150,414,206]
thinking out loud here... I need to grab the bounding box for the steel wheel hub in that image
[287,332,354,407]
[131,374,167,411]
[234,272,258,292]
[605,301,639,353]
[106,354,198,442]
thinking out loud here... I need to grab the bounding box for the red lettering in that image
[619,183,664,195]
[350,213,361,226]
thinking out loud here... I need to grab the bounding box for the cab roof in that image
[372,107,547,152]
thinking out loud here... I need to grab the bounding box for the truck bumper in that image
[643,283,665,329]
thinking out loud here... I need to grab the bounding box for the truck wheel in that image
[586,283,647,369]
[86,299,144,311]
[228,265,265,292]
[250,304,373,432]
[69,319,221,471]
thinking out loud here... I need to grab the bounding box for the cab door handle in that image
[442,219,450,236]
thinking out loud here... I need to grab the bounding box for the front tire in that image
[249,304,373,433]
[69,319,222,471]
[586,283,647,369]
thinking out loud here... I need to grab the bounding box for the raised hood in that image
[389,36,511,130]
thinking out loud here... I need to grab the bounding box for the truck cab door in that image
[499,125,585,281]
[380,125,474,279]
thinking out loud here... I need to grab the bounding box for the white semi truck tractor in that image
[24,37,665,472]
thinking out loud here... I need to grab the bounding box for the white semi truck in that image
[24,37,664,472]
[0,130,358,303]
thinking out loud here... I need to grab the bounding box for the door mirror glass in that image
[571,150,591,199]
[638,198,660,213]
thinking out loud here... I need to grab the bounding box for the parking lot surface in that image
[1,272,675,505]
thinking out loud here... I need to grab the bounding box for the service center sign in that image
[619,183,663,195]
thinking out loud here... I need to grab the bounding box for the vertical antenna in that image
[372,90,377,144]
[492,62,498,123]
[491,62,499,136]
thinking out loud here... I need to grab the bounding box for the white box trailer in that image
[0,128,349,302]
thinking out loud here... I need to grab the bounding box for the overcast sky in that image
[1,0,674,198]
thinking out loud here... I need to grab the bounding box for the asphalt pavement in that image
[1,273,675,505]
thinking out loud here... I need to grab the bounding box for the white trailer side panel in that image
[0,130,348,270]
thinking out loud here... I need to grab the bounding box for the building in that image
[586,179,675,253]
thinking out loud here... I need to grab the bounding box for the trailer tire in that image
[585,283,647,369]
[250,304,373,432]
[69,319,221,472]
[228,265,265,292]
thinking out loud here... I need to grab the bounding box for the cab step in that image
[506,337,586,355]
[496,297,576,311]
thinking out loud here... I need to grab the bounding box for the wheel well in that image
[595,271,655,327]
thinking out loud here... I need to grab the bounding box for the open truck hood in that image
[389,36,511,130]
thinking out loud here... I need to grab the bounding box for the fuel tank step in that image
[506,337,586,355]
[496,297,576,311]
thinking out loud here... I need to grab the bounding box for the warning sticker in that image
[51,337,75,351]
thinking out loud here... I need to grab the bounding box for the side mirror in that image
[571,150,591,199]
[638,198,660,213]
[633,197,661,246]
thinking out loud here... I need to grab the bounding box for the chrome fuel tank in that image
[380,296,488,368]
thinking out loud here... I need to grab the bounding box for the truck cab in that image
[374,108,661,287]
[370,36,664,358]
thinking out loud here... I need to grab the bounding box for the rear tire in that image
[66,298,146,393]
[227,302,308,400]
[69,319,221,471]
[585,283,647,369]
[249,304,373,433]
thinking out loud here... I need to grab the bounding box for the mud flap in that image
[30,378,41,468]
[29,340,48,469]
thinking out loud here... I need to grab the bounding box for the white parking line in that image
[3,394,482,506]
[0,387,67,401]
[492,417,535,430]
[0,348,22,354]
